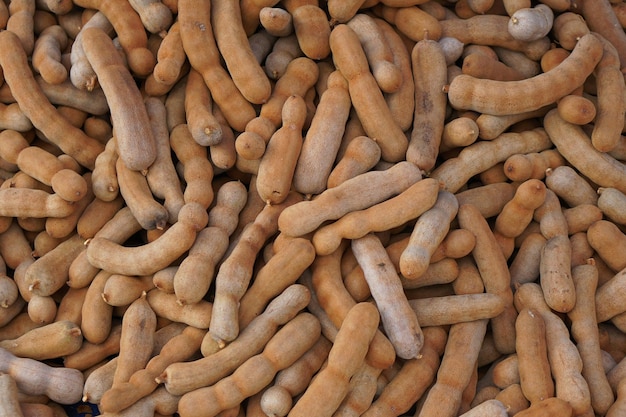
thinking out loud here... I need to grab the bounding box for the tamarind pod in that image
[330,24,408,162]
[408,294,506,327]
[327,0,367,24]
[543,108,626,194]
[587,220,626,272]
[431,128,552,193]
[146,290,213,329]
[86,203,208,277]
[184,68,222,147]
[0,320,83,361]
[159,284,310,396]
[581,0,626,71]
[77,194,125,240]
[102,274,155,307]
[279,160,422,237]
[408,36,448,172]
[447,33,603,115]
[209,191,303,345]
[545,165,598,207]
[0,372,25,417]
[80,270,114,345]
[598,187,626,225]
[0,347,84,405]
[81,27,157,172]
[458,203,516,355]
[64,322,122,370]
[286,2,331,60]
[475,106,553,140]
[35,77,110,116]
[82,357,117,404]
[259,7,293,37]
[326,135,381,189]
[0,31,104,170]
[177,312,321,417]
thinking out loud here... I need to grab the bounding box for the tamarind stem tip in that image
[176,299,184,307]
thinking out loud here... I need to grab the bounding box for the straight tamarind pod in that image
[598,187,626,225]
[399,189,458,280]
[330,24,408,162]
[284,1,331,60]
[543,108,626,194]
[279,160,422,237]
[147,290,213,329]
[0,320,83,361]
[545,165,598,207]
[408,36,448,172]
[326,135,381,189]
[431,128,552,193]
[587,219,626,272]
[0,30,104,170]
[408,293,506,327]
[211,0,271,104]
[184,68,222,147]
[508,4,554,42]
[293,71,351,196]
[447,33,603,115]
[81,26,156,172]
[581,0,626,71]
[475,105,553,140]
[312,178,440,256]
[86,202,208,277]
[0,188,74,218]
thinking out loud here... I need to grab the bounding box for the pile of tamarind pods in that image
[1,0,626,416]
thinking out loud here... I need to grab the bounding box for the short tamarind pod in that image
[533,188,569,239]
[556,94,597,125]
[448,33,602,115]
[209,191,303,345]
[144,97,185,224]
[256,95,307,205]
[80,270,115,345]
[111,293,157,388]
[454,182,517,219]
[102,274,155,307]
[0,347,84,405]
[431,128,552,193]
[509,232,546,289]
[0,320,83,360]
[326,135,381,189]
[81,27,156,172]
[598,187,626,225]
[545,165,598,207]
[72,0,156,77]
[418,319,489,417]
[184,68,222,147]
[570,232,595,268]
[587,219,626,272]
[211,0,271,104]
[260,336,332,416]
[64,322,122,371]
[286,303,378,417]
[408,294,506,327]
[77,195,125,240]
[263,33,303,81]
[178,0,255,132]
[160,284,310,396]
[0,221,33,271]
[494,384,530,415]
[279,160,422,237]
[99,325,206,414]
[26,294,56,325]
[91,138,119,203]
[0,102,32,132]
[376,4,442,42]
[543,109,626,194]
[0,275,18,309]
[327,0,367,24]
[147,290,213,329]
[152,20,184,87]
[177,312,320,417]
[313,178,440,256]
[0,31,104,170]
[293,71,351,196]
[440,117,480,152]
[34,77,110,117]
[515,308,554,404]
[0,372,25,417]
[68,207,142,289]
[310,243,396,369]
[407,36,447,172]
[31,25,68,85]
[283,0,331,60]
[399,258,460,290]
[45,173,95,239]
[458,203,517,355]
[86,202,208,277]
[55,287,86,327]
[494,179,546,238]
[169,124,215,210]
[69,11,114,91]
[115,157,169,231]
[399,189,458,280]
[83,357,117,403]
[540,234,576,313]
[152,266,177,294]
[508,4,554,42]
[6,0,35,56]
[514,283,593,416]
[440,14,549,61]
[238,237,315,330]
[569,261,615,415]
[128,0,173,34]
[346,13,402,93]
[21,233,85,297]
[362,326,447,417]
[330,24,408,162]
[259,7,293,37]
